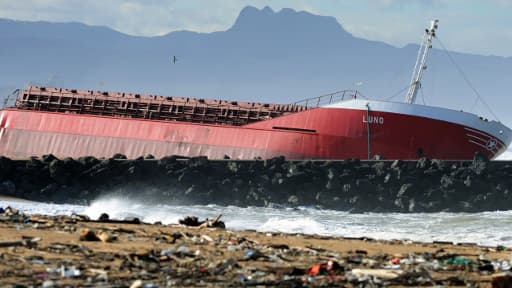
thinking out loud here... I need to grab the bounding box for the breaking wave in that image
[2,196,512,247]
[496,148,512,160]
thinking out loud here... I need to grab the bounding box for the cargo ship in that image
[0,20,510,160]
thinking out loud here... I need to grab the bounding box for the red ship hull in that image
[1,97,510,160]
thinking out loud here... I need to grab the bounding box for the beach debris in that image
[79,228,116,242]
[80,228,101,241]
[130,279,143,288]
[179,213,225,228]
[307,259,343,276]
[492,272,512,288]
[98,212,110,221]
[4,206,20,215]
[97,230,115,242]
[243,249,268,261]
[178,216,200,226]
[349,268,404,280]
[0,212,510,286]
[41,280,55,288]
[45,265,82,278]
[71,213,90,221]
[0,236,41,248]
[61,266,82,278]
[95,213,142,224]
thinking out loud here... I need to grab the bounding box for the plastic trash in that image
[227,245,238,252]
[492,260,512,271]
[130,279,143,288]
[217,257,237,271]
[423,259,442,271]
[177,245,189,254]
[160,248,175,256]
[46,267,59,274]
[383,264,401,270]
[31,259,45,265]
[61,265,81,277]
[42,280,55,288]
[244,249,266,260]
[443,256,473,265]
[307,260,343,276]
[349,268,404,280]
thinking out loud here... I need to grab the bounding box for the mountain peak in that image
[238,5,273,16]
[261,5,274,14]
[229,5,351,38]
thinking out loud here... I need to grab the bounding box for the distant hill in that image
[1,6,511,124]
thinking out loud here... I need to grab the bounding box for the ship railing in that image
[292,90,359,109]
[14,86,311,126]
[1,89,20,109]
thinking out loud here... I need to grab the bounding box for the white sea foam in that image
[83,197,147,221]
[2,197,512,247]
[496,148,512,160]
[258,217,329,235]
[0,200,84,216]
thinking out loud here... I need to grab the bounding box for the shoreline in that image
[1,196,512,248]
[0,209,511,286]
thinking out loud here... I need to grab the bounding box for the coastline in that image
[2,155,512,213]
[0,209,510,286]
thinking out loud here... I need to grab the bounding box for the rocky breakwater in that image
[0,153,511,212]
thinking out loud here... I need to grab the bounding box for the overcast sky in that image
[0,0,511,57]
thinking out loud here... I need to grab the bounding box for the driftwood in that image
[0,237,41,248]
[179,214,225,229]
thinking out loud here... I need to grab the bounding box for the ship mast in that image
[405,19,439,104]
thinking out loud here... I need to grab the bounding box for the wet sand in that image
[0,206,511,287]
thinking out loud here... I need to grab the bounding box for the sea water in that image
[2,195,512,247]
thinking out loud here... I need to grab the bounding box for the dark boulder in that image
[41,154,59,163]
[471,152,489,175]
[112,153,127,160]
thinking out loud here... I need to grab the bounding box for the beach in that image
[0,198,511,287]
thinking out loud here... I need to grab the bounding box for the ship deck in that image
[12,86,310,126]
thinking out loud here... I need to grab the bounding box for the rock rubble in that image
[1,153,512,212]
